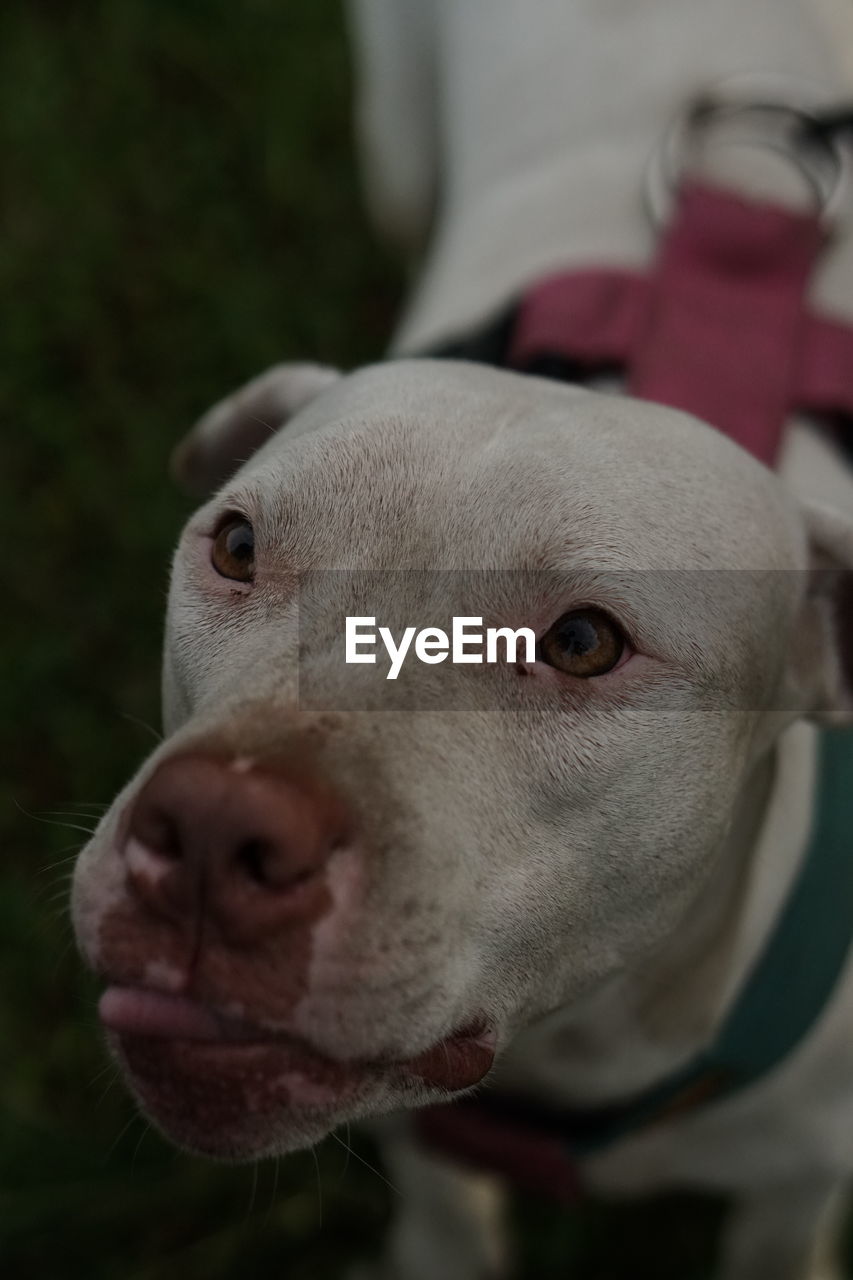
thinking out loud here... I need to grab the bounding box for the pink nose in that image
[123,754,348,944]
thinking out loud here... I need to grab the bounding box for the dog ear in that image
[793,503,853,726]
[171,362,341,497]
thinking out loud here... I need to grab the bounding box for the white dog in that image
[73,2,853,1277]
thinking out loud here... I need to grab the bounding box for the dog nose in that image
[123,754,347,943]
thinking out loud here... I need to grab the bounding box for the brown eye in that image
[211,516,255,581]
[539,608,625,677]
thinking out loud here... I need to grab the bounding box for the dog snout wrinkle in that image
[124,754,346,946]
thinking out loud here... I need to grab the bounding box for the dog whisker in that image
[244,1160,260,1222]
[310,1143,324,1228]
[335,1120,353,1186]
[89,1059,120,1091]
[13,800,97,839]
[104,1111,143,1165]
[120,711,163,744]
[329,1130,401,1198]
[246,414,279,436]
[56,800,111,812]
[267,1154,281,1221]
[130,1121,152,1172]
[37,850,88,875]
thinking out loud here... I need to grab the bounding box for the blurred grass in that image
[1,1,730,1276]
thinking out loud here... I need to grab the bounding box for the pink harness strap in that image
[417,1098,582,1205]
[509,180,853,464]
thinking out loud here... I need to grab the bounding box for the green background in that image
[1,1,757,1275]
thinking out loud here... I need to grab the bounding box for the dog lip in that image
[405,1019,496,1090]
[99,984,495,1088]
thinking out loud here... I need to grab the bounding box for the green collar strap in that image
[593,726,853,1146]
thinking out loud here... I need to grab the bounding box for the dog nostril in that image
[234,836,321,892]
[136,808,183,861]
[234,837,277,887]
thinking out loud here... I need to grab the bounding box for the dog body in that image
[350,0,853,354]
[344,5,853,1275]
[72,2,853,1277]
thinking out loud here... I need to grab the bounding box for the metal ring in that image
[644,73,851,231]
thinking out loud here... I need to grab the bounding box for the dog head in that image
[72,358,853,1158]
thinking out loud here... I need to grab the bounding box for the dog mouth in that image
[99,986,496,1156]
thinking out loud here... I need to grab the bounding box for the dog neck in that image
[495,721,820,1108]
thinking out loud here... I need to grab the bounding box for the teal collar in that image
[568,726,853,1149]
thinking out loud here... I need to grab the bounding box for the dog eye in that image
[539,608,625,677]
[211,516,255,582]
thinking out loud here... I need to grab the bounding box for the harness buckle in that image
[645,73,852,230]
